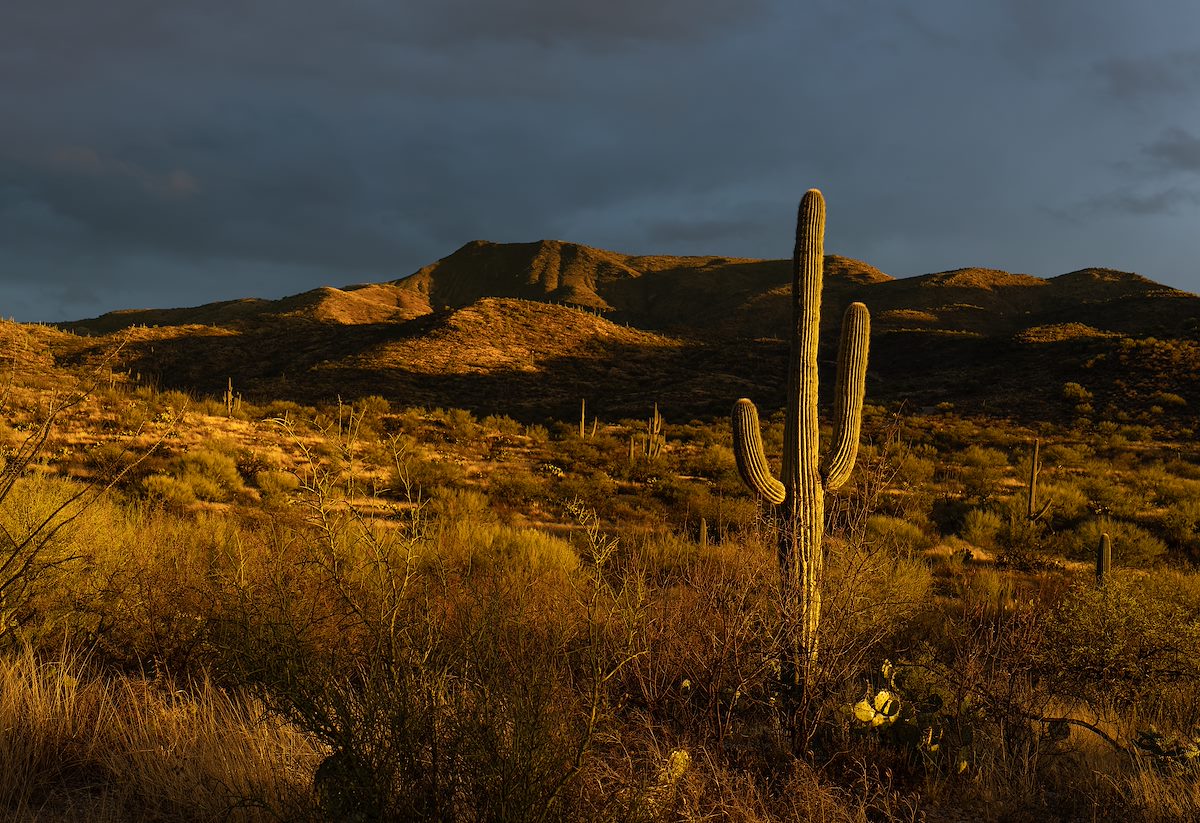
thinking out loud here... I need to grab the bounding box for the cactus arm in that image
[732,399,787,505]
[821,301,870,491]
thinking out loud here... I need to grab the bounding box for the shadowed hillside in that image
[58,240,1200,423]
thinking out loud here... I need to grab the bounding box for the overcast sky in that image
[3,0,1200,321]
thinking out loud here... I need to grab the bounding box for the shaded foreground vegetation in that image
[1,357,1200,821]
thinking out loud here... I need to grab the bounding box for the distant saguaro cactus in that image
[646,403,665,458]
[732,189,870,688]
[1027,439,1051,522]
[1097,531,1112,586]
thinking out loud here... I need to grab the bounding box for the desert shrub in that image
[553,471,619,515]
[387,443,465,498]
[1039,479,1091,524]
[257,399,312,421]
[626,529,700,578]
[435,520,579,577]
[487,465,545,505]
[354,394,390,431]
[862,515,934,555]
[481,414,522,436]
[1078,468,1141,520]
[892,448,936,488]
[254,470,300,501]
[960,508,1003,550]
[427,488,494,523]
[213,488,635,823]
[173,448,248,502]
[1152,473,1200,507]
[1038,573,1200,708]
[1119,424,1153,442]
[85,441,137,479]
[0,476,125,646]
[1041,442,1091,467]
[954,445,1009,503]
[75,507,264,673]
[233,447,279,478]
[1157,497,1200,554]
[524,423,550,443]
[387,406,426,435]
[821,537,933,665]
[142,473,198,509]
[1062,382,1093,403]
[1058,519,1167,568]
[1166,458,1200,480]
[436,407,480,442]
[678,442,738,482]
[556,434,627,477]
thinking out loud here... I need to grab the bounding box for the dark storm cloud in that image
[401,0,765,46]
[1145,128,1200,174]
[638,213,771,251]
[1096,50,1200,100]
[3,0,1200,317]
[1071,187,1200,218]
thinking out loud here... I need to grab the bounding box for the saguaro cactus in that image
[646,403,665,458]
[1027,439,1051,522]
[1097,531,1111,586]
[731,189,870,685]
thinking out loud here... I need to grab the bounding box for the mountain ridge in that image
[54,238,1200,421]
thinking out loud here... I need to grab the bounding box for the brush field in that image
[1,314,1200,822]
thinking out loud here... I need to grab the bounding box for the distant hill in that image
[58,240,1200,422]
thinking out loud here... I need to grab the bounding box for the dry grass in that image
[0,648,321,822]
[0,314,1199,820]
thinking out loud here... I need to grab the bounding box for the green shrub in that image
[959,508,1003,550]
[481,414,522,436]
[142,473,198,509]
[175,448,247,502]
[1039,574,1200,706]
[954,445,1009,502]
[1041,442,1091,467]
[1062,382,1093,403]
[1038,480,1091,524]
[255,470,300,501]
[1058,519,1167,568]
[1158,497,1200,552]
[387,442,465,499]
[678,443,738,481]
[488,466,545,505]
[438,522,580,578]
[862,515,934,555]
[822,538,932,664]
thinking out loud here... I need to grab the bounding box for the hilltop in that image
[57,240,1200,422]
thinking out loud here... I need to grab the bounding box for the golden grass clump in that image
[0,648,322,821]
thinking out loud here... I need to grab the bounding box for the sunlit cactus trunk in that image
[731,189,870,691]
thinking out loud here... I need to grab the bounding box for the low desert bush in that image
[143,448,248,505]
[1058,519,1167,568]
[1038,572,1200,711]
[862,515,934,555]
[254,469,300,502]
[959,507,1003,550]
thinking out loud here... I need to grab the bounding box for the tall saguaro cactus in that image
[731,189,870,688]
